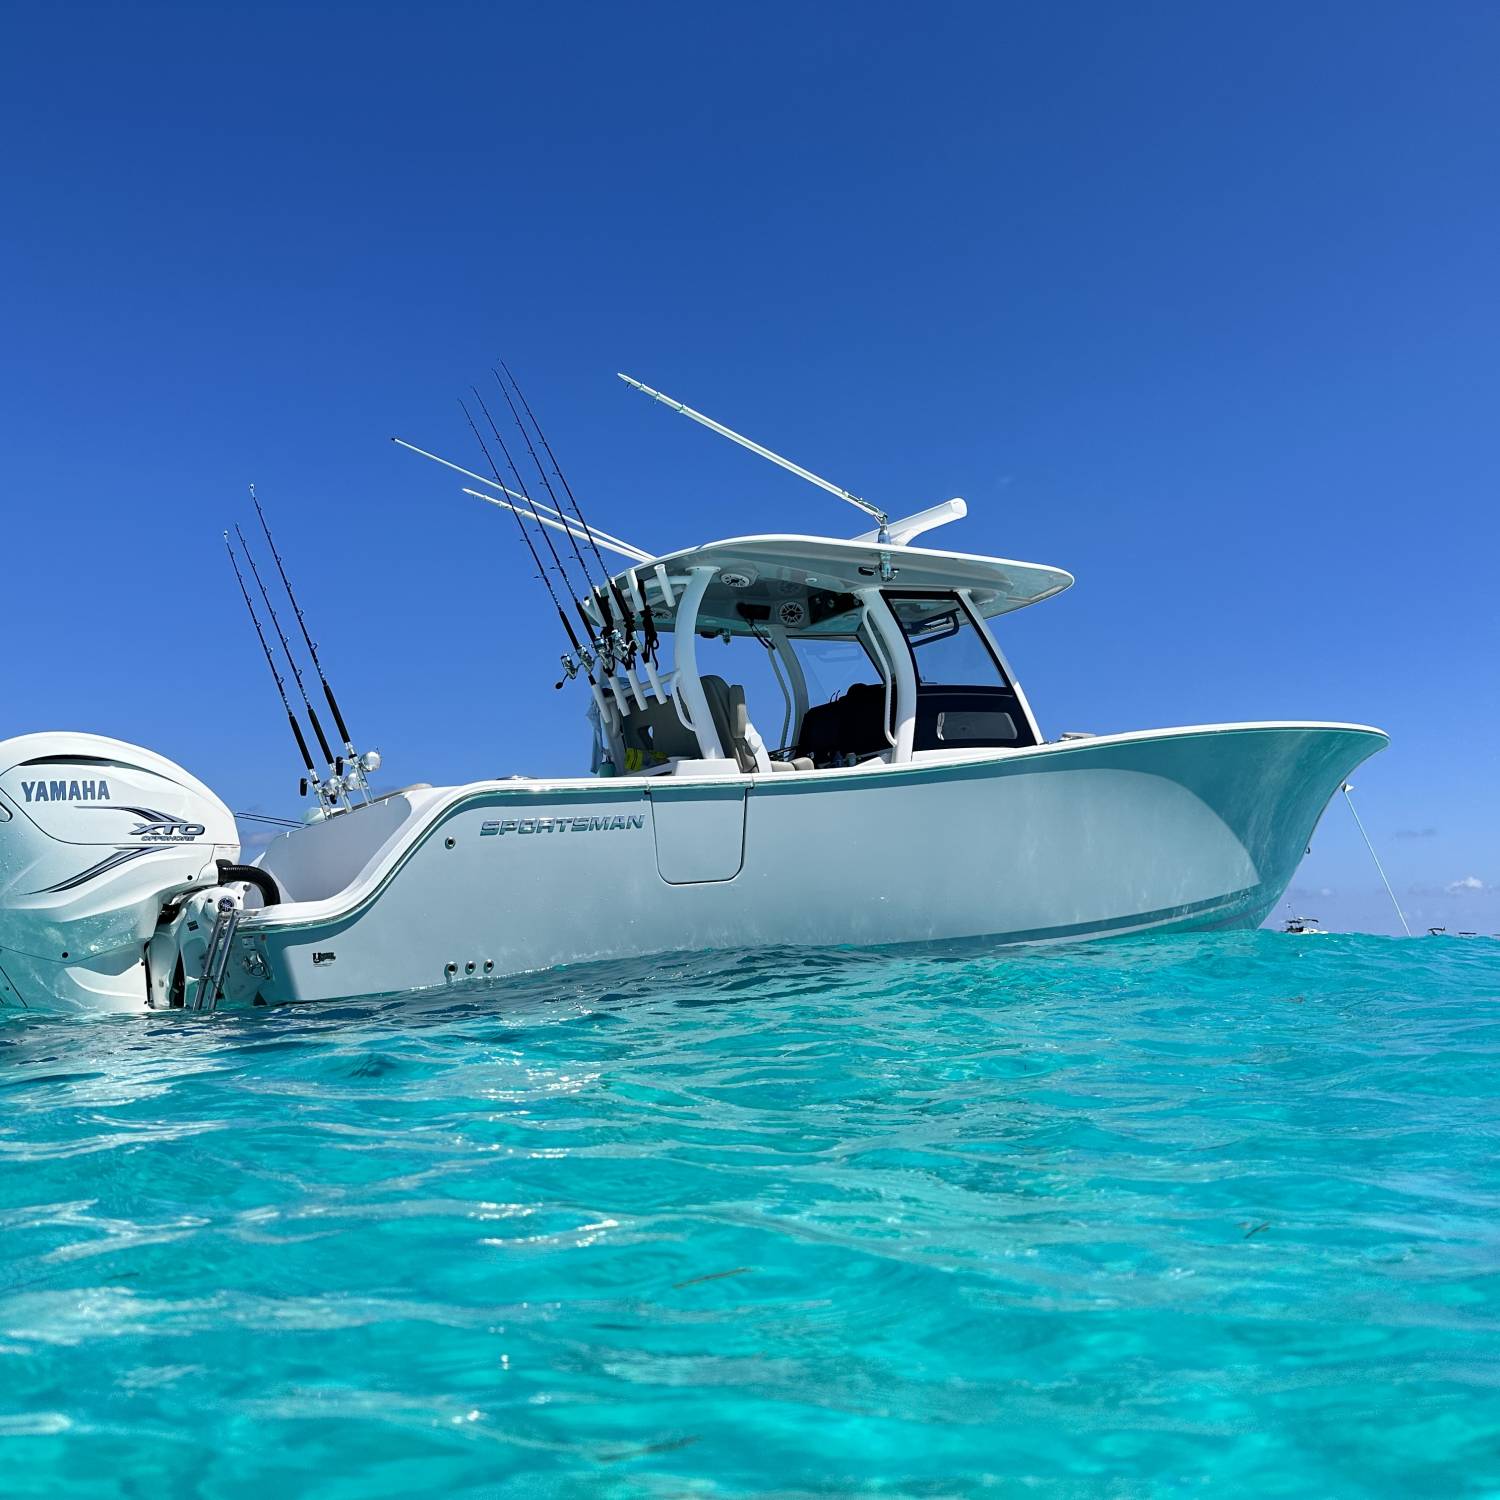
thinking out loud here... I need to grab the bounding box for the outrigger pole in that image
[224,533,333,810]
[617,372,890,538]
[389,439,649,561]
[457,488,650,563]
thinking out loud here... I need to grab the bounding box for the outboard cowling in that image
[0,733,238,1012]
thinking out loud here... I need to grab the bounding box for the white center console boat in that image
[0,374,1387,1013]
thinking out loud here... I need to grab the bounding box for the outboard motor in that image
[0,733,239,1012]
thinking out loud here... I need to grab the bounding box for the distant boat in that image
[1283,915,1326,935]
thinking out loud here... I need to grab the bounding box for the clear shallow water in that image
[1,932,1498,1498]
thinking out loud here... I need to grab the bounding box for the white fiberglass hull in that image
[194,721,1385,1011]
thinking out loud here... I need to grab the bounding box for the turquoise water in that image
[2,932,1498,1497]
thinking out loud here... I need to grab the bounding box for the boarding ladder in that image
[193,897,241,1012]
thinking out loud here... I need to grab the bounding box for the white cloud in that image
[1445,876,1487,895]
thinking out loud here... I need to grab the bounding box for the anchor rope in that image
[1343,783,1412,937]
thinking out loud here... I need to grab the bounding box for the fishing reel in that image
[300,748,382,811]
[339,749,382,796]
[607,627,634,670]
[298,774,341,816]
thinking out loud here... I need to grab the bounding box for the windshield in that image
[790,634,882,704]
[886,593,1010,688]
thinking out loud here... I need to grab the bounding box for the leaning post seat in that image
[699,675,765,773]
[617,675,782,774]
[793,682,889,766]
[618,695,700,765]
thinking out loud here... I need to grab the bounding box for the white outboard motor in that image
[0,733,239,1012]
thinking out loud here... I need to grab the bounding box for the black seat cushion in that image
[794,683,888,764]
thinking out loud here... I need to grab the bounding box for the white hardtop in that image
[609,532,1073,636]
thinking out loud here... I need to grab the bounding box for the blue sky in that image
[3,2,1496,934]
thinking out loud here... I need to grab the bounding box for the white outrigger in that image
[0,374,1387,1013]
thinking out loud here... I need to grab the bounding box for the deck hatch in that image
[649,784,747,884]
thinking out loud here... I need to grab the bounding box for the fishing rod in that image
[224,532,331,809]
[468,388,622,680]
[476,381,631,673]
[502,361,620,588]
[499,362,652,663]
[458,399,600,696]
[250,486,367,787]
[235,522,344,808]
[491,370,601,604]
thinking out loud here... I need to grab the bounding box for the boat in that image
[0,373,1389,1013]
[1282,915,1326,935]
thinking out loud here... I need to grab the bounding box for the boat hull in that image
[225,722,1386,1008]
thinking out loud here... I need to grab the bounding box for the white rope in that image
[1343,783,1412,936]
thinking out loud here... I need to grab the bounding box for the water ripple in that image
[0,931,1497,1496]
